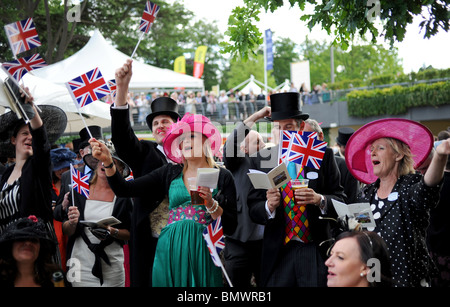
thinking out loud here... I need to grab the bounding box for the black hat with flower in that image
[0,215,57,256]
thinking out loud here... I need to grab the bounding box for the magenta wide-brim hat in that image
[345,118,433,184]
[162,113,222,164]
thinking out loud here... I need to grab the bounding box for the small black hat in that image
[266,92,309,121]
[145,97,180,131]
[336,127,355,146]
[78,125,103,150]
[0,215,57,255]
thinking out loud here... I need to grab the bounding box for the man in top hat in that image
[110,59,180,287]
[334,127,360,203]
[238,92,345,286]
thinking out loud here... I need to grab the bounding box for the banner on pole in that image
[174,55,186,74]
[193,46,207,78]
[265,29,273,71]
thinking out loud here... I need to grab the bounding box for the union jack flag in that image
[66,67,110,108]
[71,164,90,198]
[278,130,296,164]
[139,1,160,34]
[1,53,46,82]
[4,18,41,56]
[287,133,327,169]
[202,216,225,267]
[278,130,318,164]
[108,79,117,98]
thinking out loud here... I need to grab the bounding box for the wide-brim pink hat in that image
[162,113,222,164]
[345,118,433,184]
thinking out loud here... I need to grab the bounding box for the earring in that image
[360,272,365,277]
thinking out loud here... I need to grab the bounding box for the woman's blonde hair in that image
[384,137,415,177]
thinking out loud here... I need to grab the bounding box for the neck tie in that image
[281,162,311,244]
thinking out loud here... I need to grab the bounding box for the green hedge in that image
[347,81,450,117]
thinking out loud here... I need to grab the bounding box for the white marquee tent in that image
[0,69,111,133]
[33,29,204,91]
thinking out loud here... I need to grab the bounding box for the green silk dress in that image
[152,174,223,286]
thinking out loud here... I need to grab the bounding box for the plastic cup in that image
[188,177,205,205]
[291,179,309,202]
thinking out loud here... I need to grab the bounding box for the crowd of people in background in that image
[98,81,331,126]
[0,60,449,289]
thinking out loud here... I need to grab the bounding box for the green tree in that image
[225,51,276,90]
[298,37,403,86]
[1,0,225,90]
[222,0,449,60]
[272,37,299,85]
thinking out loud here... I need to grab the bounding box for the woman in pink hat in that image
[345,118,450,287]
[88,114,237,287]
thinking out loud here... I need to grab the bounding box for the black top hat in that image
[0,105,67,158]
[266,92,309,121]
[145,97,181,130]
[71,138,82,153]
[336,127,355,146]
[78,125,103,150]
[0,215,57,255]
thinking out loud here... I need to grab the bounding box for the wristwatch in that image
[102,161,114,169]
[318,195,326,210]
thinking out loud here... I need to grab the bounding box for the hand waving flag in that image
[66,67,110,108]
[1,53,46,82]
[4,18,41,56]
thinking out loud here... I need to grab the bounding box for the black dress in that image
[359,174,442,287]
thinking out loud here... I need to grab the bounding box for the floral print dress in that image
[151,174,222,286]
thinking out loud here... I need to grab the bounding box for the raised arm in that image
[424,138,450,187]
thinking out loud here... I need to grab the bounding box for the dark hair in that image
[12,120,27,138]
[0,239,59,287]
[336,231,393,287]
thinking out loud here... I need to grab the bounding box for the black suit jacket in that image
[335,154,360,203]
[223,122,262,242]
[247,141,345,286]
[110,106,168,287]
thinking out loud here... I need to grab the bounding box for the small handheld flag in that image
[202,216,233,287]
[1,53,46,82]
[66,67,110,139]
[131,1,160,59]
[71,164,90,199]
[4,17,41,57]
[139,1,160,34]
[108,79,117,99]
[287,133,327,169]
[66,67,110,108]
